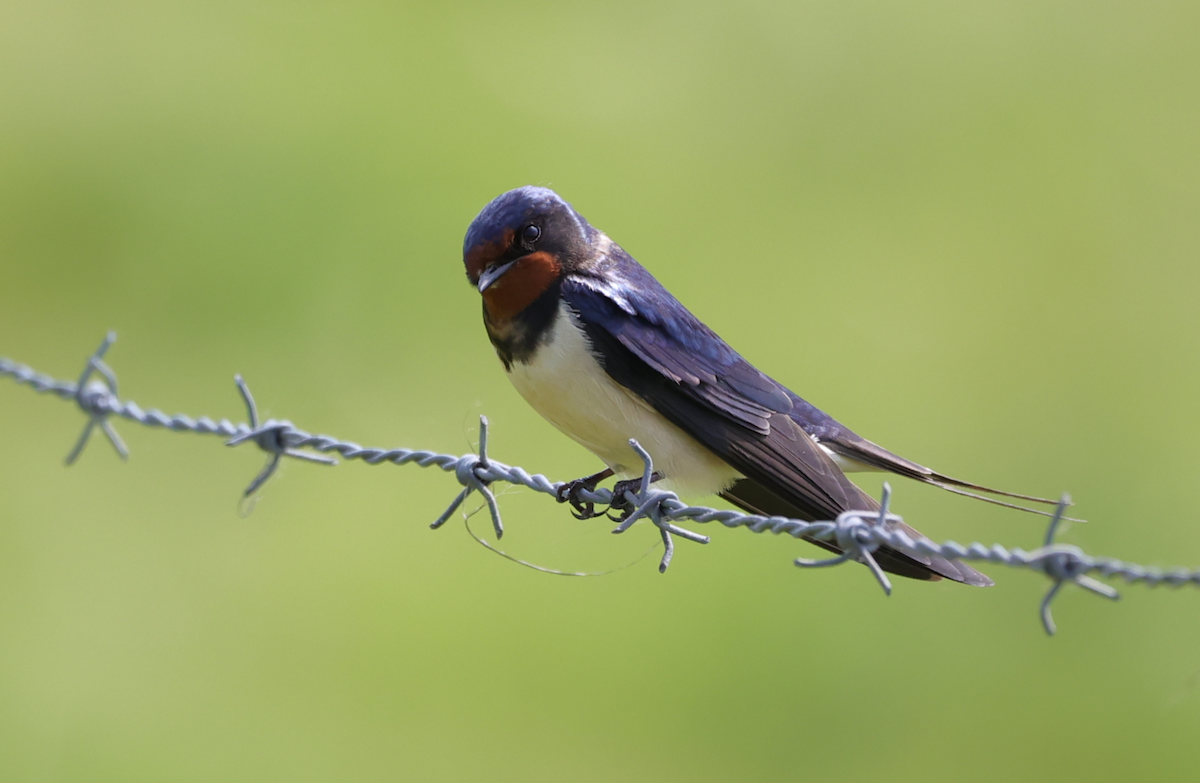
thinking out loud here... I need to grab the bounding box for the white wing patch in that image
[567,274,637,316]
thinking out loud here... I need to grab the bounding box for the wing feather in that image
[560,267,992,586]
[562,274,864,521]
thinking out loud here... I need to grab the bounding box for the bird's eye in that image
[521,224,541,244]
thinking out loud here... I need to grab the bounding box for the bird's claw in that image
[605,478,639,521]
[555,471,612,520]
[605,473,664,523]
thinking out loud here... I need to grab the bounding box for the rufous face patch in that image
[464,229,514,286]
[481,251,562,323]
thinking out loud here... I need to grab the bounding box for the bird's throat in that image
[483,274,562,370]
[481,252,561,323]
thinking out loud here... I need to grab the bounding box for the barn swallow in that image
[462,186,1064,586]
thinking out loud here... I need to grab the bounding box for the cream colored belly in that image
[506,303,742,498]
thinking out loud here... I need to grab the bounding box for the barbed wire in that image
[4,332,1199,636]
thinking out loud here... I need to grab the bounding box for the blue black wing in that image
[561,258,991,585]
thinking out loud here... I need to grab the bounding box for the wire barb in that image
[225,374,336,506]
[609,439,709,573]
[1036,494,1120,635]
[794,482,900,596]
[4,336,1200,634]
[431,415,504,539]
[65,331,128,465]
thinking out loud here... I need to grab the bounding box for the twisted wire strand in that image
[4,334,1199,635]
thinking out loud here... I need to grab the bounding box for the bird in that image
[461,186,1064,586]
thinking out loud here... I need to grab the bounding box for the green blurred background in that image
[2,1,1199,780]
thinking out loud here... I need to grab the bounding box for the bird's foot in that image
[555,468,614,519]
[606,472,665,523]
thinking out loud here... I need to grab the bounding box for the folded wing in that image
[561,267,991,585]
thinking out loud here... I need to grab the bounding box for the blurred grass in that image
[2,1,1199,780]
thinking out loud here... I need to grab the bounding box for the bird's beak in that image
[477,259,517,293]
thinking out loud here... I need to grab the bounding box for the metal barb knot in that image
[794,483,897,596]
[1037,493,1119,635]
[225,375,336,505]
[65,332,128,465]
[609,439,709,573]
[431,416,504,539]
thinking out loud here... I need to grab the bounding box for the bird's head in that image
[463,187,593,321]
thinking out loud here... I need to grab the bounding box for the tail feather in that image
[921,470,1061,504]
[822,436,1084,522]
[924,478,1083,521]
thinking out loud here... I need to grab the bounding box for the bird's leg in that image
[607,471,665,522]
[555,468,614,519]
